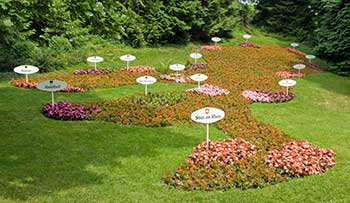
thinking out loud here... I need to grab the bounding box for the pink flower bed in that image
[42,101,101,120]
[160,74,191,83]
[185,63,208,70]
[241,90,295,103]
[201,45,222,51]
[73,68,112,75]
[305,62,327,71]
[264,141,336,176]
[120,66,156,73]
[239,42,261,48]
[286,48,307,57]
[186,138,257,166]
[187,84,230,96]
[276,71,305,78]
[13,81,86,92]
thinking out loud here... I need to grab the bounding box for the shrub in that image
[42,101,101,120]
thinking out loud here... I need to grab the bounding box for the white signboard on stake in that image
[191,107,225,146]
[293,64,306,74]
[190,73,208,88]
[87,56,104,70]
[36,80,68,107]
[14,65,39,83]
[120,54,136,68]
[278,79,296,96]
[190,53,202,65]
[169,64,185,78]
[305,55,316,63]
[291,43,299,49]
[211,37,221,45]
[136,76,156,95]
[243,34,251,41]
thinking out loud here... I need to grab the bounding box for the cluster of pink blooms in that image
[286,48,307,57]
[160,74,191,83]
[305,62,326,71]
[187,84,230,96]
[201,45,222,51]
[186,138,257,165]
[42,101,101,120]
[120,66,156,73]
[264,141,336,176]
[73,68,112,75]
[241,90,295,103]
[13,81,85,92]
[276,71,305,78]
[185,63,208,70]
[239,42,261,48]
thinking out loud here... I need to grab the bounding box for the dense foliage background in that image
[0,0,349,76]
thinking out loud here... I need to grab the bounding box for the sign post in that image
[136,76,157,95]
[14,65,39,83]
[169,64,185,78]
[243,34,251,42]
[36,80,68,107]
[293,64,306,74]
[190,53,202,65]
[190,73,208,88]
[120,54,136,68]
[87,56,104,71]
[191,107,225,146]
[306,55,316,63]
[291,43,299,49]
[211,37,222,45]
[278,79,296,96]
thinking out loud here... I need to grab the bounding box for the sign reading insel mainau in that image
[191,107,225,124]
[36,80,68,92]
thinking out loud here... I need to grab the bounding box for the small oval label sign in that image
[136,76,157,85]
[293,64,306,70]
[87,56,104,63]
[190,74,208,82]
[190,53,202,59]
[191,107,225,124]
[306,55,316,60]
[278,79,297,87]
[169,64,185,71]
[120,55,136,62]
[211,37,221,43]
[36,80,68,92]
[243,34,252,39]
[14,65,39,75]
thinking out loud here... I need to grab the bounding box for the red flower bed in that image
[185,63,208,70]
[264,141,336,176]
[287,48,307,57]
[120,66,156,73]
[13,81,86,92]
[239,42,261,48]
[276,71,305,78]
[241,90,295,103]
[73,68,112,75]
[201,45,222,51]
[42,101,101,120]
[305,62,327,71]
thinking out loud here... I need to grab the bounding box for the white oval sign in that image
[136,76,157,85]
[291,43,299,48]
[293,64,306,70]
[169,64,185,71]
[243,34,251,39]
[190,53,202,59]
[36,80,68,92]
[191,107,225,124]
[87,56,104,63]
[211,37,221,43]
[190,74,208,82]
[306,55,316,60]
[278,79,297,87]
[120,55,136,62]
[14,65,39,75]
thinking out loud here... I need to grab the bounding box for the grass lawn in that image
[0,35,349,202]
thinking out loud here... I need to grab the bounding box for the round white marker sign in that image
[87,56,104,63]
[243,34,251,40]
[36,80,68,92]
[293,64,306,70]
[306,55,316,60]
[14,65,39,75]
[191,107,225,124]
[169,64,185,71]
[120,55,136,62]
[291,43,299,48]
[136,76,157,85]
[211,37,221,43]
[278,79,296,87]
[190,74,208,82]
[190,53,202,59]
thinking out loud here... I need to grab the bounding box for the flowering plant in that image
[73,68,112,75]
[42,101,101,120]
[276,71,305,78]
[286,48,307,57]
[305,62,327,71]
[187,84,230,96]
[241,90,295,103]
[159,74,191,83]
[12,81,86,92]
[264,141,336,176]
[185,63,208,70]
[120,66,156,73]
[201,45,222,51]
[239,42,261,48]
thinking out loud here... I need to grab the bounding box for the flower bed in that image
[276,71,305,78]
[12,81,86,92]
[131,92,187,108]
[160,74,191,83]
[201,45,222,51]
[73,68,112,75]
[187,84,230,96]
[185,63,208,70]
[287,48,307,57]
[305,62,327,71]
[241,90,295,103]
[239,42,261,48]
[120,66,156,73]
[264,141,336,176]
[42,101,101,120]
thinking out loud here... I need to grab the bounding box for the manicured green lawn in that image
[0,40,349,202]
